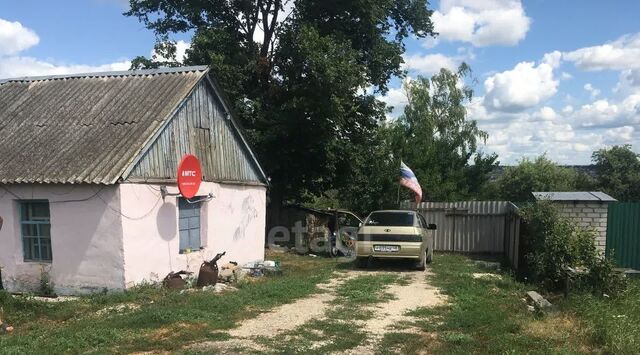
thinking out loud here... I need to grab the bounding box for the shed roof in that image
[532,191,617,202]
[0,66,265,185]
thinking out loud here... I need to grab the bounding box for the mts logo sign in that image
[177,155,202,199]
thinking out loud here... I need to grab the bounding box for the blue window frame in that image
[178,198,201,253]
[20,200,52,262]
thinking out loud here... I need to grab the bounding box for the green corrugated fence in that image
[607,202,640,270]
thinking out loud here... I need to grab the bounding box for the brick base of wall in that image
[557,202,607,254]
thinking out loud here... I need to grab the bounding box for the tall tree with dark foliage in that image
[126,0,435,206]
[592,145,640,201]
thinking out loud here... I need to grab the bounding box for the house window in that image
[178,197,202,253]
[20,200,52,262]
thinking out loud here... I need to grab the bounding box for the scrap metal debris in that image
[197,251,226,288]
[163,270,193,290]
[243,260,282,277]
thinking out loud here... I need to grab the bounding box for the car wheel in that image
[426,249,433,264]
[355,257,368,268]
[416,252,426,271]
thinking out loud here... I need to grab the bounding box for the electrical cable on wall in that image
[0,185,160,220]
[0,184,214,221]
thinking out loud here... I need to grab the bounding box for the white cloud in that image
[0,56,130,79]
[466,96,491,121]
[560,72,573,80]
[251,0,295,44]
[562,105,574,114]
[563,33,640,71]
[574,99,620,127]
[536,106,557,121]
[624,69,640,87]
[573,143,590,152]
[0,18,39,55]
[475,90,640,164]
[605,126,634,142]
[431,0,531,47]
[584,83,600,98]
[421,37,440,49]
[0,17,130,79]
[614,69,640,95]
[542,51,562,68]
[151,40,190,63]
[378,83,410,119]
[483,54,559,112]
[569,93,640,130]
[403,53,461,75]
[478,114,593,163]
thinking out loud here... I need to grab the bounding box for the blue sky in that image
[1,0,639,165]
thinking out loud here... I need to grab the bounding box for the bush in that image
[585,256,627,297]
[519,201,626,295]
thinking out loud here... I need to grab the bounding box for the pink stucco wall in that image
[0,184,125,295]
[119,182,266,286]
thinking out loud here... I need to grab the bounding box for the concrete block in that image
[527,291,553,310]
[587,213,601,218]
[582,217,593,222]
[582,208,594,213]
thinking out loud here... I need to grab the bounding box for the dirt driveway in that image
[193,261,446,354]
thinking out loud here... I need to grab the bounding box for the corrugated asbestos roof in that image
[532,191,617,202]
[0,66,209,184]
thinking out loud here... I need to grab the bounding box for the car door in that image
[418,213,432,254]
[336,210,362,255]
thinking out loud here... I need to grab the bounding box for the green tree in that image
[126,0,435,206]
[388,65,498,201]
[592,145,640,201]
[334,122,399,215]
[495,155,577,202]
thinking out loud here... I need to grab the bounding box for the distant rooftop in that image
[532,191,617,202]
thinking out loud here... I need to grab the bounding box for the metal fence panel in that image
[607,202,640,270]
[403,201,521,266]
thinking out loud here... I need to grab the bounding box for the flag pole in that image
[396,159,401,207]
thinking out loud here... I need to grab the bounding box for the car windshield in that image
[365,212,415,226]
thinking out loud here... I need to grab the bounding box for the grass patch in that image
[558,278,640,354]
[0,252,338,354]
[384,253,596,354]
[335,273,399,304]
[256,272,400,354]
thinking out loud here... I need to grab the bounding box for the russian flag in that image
[399,161,423,203]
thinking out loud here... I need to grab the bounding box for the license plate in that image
[374,245,400,252]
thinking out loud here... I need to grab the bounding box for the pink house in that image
[0,66,268,295]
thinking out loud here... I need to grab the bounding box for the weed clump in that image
[38,267,56,297]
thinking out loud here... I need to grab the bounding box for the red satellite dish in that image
[177,155,202,199]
